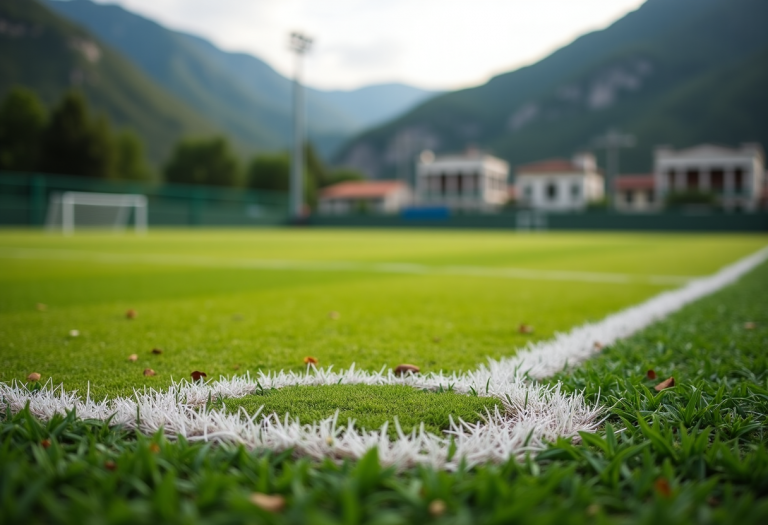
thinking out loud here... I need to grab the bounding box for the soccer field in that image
[1,228,766,404]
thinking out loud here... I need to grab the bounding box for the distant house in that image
[654,144,765,211]
[515,154,604,211]
[318,180,412,215]
[416,150,509,212]
[614,174,658,212]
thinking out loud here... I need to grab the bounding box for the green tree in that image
[0,87,47,172]
[114,130,152,181]
[322,168,365,187]
[164,136,241,186]
[41,91,116,178]
[247,151,316,207]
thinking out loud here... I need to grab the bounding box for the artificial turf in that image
[1,229,765,402]
[2,245,768,524]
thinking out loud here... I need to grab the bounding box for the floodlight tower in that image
[289,31,313,221]
[593,128,636,207]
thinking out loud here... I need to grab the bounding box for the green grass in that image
[2,252,768,524]
[223,384,502,439]
[1,229,765,403]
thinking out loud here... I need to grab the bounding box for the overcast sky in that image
[92,0,645,91]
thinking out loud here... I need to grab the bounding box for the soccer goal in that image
[46,192,148,235]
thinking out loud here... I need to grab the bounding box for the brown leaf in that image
[36,303,47,311]
[394,364,420,376]
[304,356,318,365]
[432,337,442,343]
[744,321,756,330]
[646,369,657,380]
[27,372,41,382]
[654,376,675,391]
[593,341,603,350]
[143,368,156,377]
[232,364,241,371]
[654,477,672,498]
[518,324,534,334]
[126,309,137,319]
[151,348,163,355]
[104,460,116,471]
[149,443,160,453]
[41,439,51,449]
[250,493,286,513]
[328,311,340,320]
[428,499,446,517]
[128,354,138,362]
[191,371,207,382]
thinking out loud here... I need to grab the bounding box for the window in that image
[440,174,447,195]
[686,169,699,190]
[710,169,724,192]
[647,190,654,203]
[735,168,744,191]
[456,172,463,195]
[625,190,634,204]
[571,183,580,200]
[667,170,676,190]
[546,182,557,200]
[524,185,532,198]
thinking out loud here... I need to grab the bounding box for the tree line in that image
[0,87,363,203]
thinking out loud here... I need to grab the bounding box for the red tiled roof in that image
[320,180,406,199]
[516,159,581,174]
[614,175,655,191]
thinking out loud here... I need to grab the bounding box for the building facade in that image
[515,153,604,211]
[654,144,765,211]
[416,150,509,212]
[614,174,658,212]
[318,181,412,215]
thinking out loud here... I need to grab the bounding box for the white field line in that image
[2,246,767,469]
[0,247,695,285]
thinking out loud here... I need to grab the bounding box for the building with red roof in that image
[515,153,604,211]
[613,174,658,212]
[318,180,412,215]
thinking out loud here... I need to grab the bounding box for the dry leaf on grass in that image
[191,371,207,382]
[303,356,318,365]
[518,324,534,334]
[41,439,51,449]
[125,309,137,319]
[149,443,160,453]
[104,460,116,471]
[394,364,420,376]
[654,376,675,391]
[646,369,657,380]
[128,354,138,362]
[744,321,756,330]
[143,368,156,377]
[428,500,446,517]
[593,341,603,350]
[654,478,672,497]
[151,348,163,355]
[250,493,286,513]
[27,372,41,382]
[328,311,340,320]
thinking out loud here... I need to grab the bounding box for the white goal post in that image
[46,191,147,235]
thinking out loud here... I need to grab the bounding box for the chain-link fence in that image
[0,172,289,227]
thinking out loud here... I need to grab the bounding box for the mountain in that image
[0,0,216,166]
[335,0,768,178]
[44,0,439,159]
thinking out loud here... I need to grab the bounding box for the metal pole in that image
[290,32,312,222]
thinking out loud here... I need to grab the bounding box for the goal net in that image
[46,191,147,235]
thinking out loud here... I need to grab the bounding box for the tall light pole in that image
[593,128,635,208]
[290,32,312,222]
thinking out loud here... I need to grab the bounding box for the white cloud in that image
[92,0,645,90]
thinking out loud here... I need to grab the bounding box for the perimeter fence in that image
[0,172,289,227]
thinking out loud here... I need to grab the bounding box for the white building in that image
[654,144,765,211]
[416,150,509,212]
[318,180,412,215]
[515,154,604,211]
[614,174,658,212]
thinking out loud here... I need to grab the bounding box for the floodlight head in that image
[290,32,313,54]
